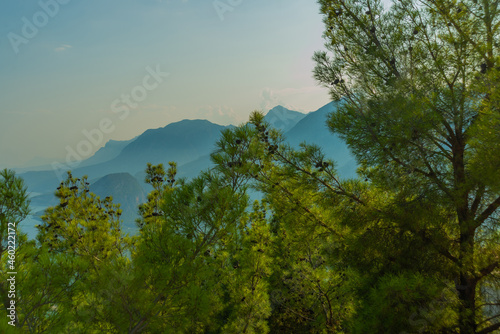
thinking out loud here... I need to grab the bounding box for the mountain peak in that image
[266,105,301,115]
[264,105,306,132]
[165,119,213,127]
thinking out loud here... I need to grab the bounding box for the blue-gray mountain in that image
[264,105,306,133]
[171,102,357,180]
[78,137,137,168]
[74,119,232,181]
[89,172,147,231]
[19,102,356,236]
[20,120,232,194]
[285,102,356,177]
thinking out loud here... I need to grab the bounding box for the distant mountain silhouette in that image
[79,137,137,167]
[20,170,63,194]
[89,173,147,231]
[29,192,59,208]
[13,139,136,174]
[285,101,357,178]
[71,119,232,181]
[13,139,137,194]
[264,105,306,133]
[19,102,357,239]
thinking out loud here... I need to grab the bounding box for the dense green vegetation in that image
[1,0,499,332]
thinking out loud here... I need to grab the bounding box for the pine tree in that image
[131,163,251,332]
[211,115,360,332]
[313,0,500,332]
[23,171,132,332]
[219,201,273,334]
[0,169,30,328]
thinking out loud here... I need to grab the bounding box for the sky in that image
[0,0,333,169]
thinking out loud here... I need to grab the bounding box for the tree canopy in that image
[0,0,499,332]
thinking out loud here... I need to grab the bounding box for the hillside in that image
[18,103,357,239]
[264,105,306,133]
[284,101,357,178]
[89,172,147,231]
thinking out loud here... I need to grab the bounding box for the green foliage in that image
[38,172,129,263]
[3,1,499,332]
[0,169,30,249]
[353,273,457,334]
[212,116,359,333]
[0,169,30,329]
[131,163,254,332]
[0,169,30,219]
[2,171,133,333]
[220,201,273,334]
[312,0,500,332]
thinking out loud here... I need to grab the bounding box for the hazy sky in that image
[0,0,332,168]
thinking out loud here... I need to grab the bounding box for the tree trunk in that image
[457,231,477,333]
[453,132,478,333]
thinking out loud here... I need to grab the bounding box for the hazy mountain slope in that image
[29,192,59,208]
[78,137,137,167]
[89,172,147,231]
[17,139,136,194]
[19,119,230,200]
[284,101,357,178]
[18,102,358,240]
[13,138,136,174]
[19,170,62,194]
[19,105,355,196]
[264,105,306,133]
[177,154,214,179]
[71,119,231,180]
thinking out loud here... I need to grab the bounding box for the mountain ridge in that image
[18,102,356,239]
[264,105,306,133]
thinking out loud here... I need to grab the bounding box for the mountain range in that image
[18,101,356,236]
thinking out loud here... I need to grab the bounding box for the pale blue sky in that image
[0,0,332,168]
